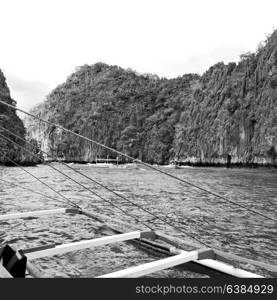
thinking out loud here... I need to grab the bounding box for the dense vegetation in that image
[0,69,41,165]
[26,30,277,166]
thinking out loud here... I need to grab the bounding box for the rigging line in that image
[0,149,79,209]
[139,164,277,223]
[0,133,152,231]
[0,178,83,208]
[0,178,85,236]
[0,100,275,224]
[0,128,211,247]
[0,137,199,243]
[0,131,209,247]
[0,129,227,250]
[0,127,196,228]
[0,178,92,217]
[0,178,149,233]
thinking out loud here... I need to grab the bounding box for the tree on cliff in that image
[0,69,42,165]
[25,30,277,166]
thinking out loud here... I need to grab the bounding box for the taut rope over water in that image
[0,131,210,246]
[0,99,276,224]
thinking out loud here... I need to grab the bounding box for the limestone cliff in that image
[173,31,277,166]
[25,31,277,166]
[0,69,41,165]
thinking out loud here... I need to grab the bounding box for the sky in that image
[0,0,277,112]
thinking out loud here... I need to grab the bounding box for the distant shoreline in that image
[1,160,276,169]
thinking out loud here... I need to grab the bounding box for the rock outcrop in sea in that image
[25,31,277,166]
[0,69,42,165]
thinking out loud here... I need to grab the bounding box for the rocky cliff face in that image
[174,31,277,166]
[25,65,197,164]
[0,69,41,165]
[25,31,277,166]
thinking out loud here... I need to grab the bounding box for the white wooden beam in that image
[155,232,263,278]
[98,250,199,278]
[0,208,69,221]
[195,259,263,278]
[214,250,277,276]
[25,231,143,260]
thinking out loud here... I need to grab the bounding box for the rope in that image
[0,177,149,229]
[0,129,209,247]
[0,100,275,269]
[0,99,276,224]
[0,127,200,227]
[0,149,79,209]
[0,133,152,231]
[0,178,73,206]
[1,178,63,202]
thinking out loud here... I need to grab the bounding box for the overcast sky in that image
[0,0,277,112]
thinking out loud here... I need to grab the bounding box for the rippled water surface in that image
[0,164,276,277]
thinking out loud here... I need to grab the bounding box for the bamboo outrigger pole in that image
[0,208,79,221]
[0,208,270,278]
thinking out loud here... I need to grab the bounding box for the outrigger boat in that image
[0,207,276,278]
[0,99,276,278]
